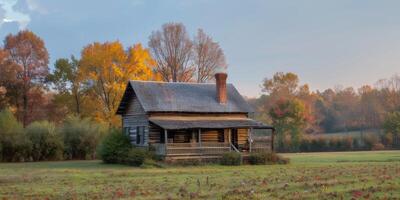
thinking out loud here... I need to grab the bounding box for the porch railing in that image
[166,142,231,156]
[250,137,272,153]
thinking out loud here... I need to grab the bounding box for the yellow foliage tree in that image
[79,41,155,126]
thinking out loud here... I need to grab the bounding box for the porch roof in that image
[149,116,273,130]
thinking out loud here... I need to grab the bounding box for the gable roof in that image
[116,81,254,114]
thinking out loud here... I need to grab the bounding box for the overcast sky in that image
[1,0,400,97]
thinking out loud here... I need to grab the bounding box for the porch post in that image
[249,128,253,153]
[164,129,168,154]
[228,129,232,151]
[198,129,202,155]
[198,129,202,147]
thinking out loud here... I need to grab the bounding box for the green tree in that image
[269,98,308,152]
[0,109,31,161]
[47,56,83,115]
[383,111,400,146]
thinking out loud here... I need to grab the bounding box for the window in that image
[128,127,137,143]
[125,126,145,145]
[136,126,145,145]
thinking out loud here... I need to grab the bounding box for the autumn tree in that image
[47,56,83,115]
[149,23,194,82]
[1,30,49,126]
[0,49,9,109]
[263,72,299,98]
[358,85,384,130]
[193,29,227,83]
[79,42,155,126]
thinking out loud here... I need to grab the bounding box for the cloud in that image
[0,0,30,29]
[0,0,47,30]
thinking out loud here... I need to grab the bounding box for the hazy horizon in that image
[1,0,400,97]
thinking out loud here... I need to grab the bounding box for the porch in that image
[150,126,274,158]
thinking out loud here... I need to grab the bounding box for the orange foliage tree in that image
[1,30,49,126]
[78,42,155,126]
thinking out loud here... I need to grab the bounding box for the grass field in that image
[0,151,399,199]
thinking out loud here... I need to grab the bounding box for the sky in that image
[1,0,400,97]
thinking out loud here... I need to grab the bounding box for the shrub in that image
[247,151,289,165]
[26,121,64,161]
[220,152,242,166]
[60,115,107,160]
[364,134,379,150]
[372,143,385,151]
[248,152,268,165]
[98,129,131,164]
[0,109,31,162]
[125,148,146,166]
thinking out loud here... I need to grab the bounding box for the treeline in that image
[249,72,400,152]
[0,23,226,127]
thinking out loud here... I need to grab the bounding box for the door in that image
[231,129,238,148]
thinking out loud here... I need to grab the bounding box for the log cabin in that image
[116,73,274,160]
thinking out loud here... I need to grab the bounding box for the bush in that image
[372,143,385,150]
[60,115,106,160]
[220,152,242,166]
[364,134,379,150]
[98,129,131,164]
[248,151,290,165]
[248,152,268,165]
[125,148,146,166]
[26,121,64,161]
[0,109,31,162]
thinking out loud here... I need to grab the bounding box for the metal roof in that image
[149,116,273,130]
[116,81,254,114]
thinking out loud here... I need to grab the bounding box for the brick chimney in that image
[215,73,228,104]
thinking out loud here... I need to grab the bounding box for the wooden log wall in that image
[201,129,224,143]
[237,128,249,145]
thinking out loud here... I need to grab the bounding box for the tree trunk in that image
[23,90,28,127]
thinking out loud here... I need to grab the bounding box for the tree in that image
[383,111,400,136]
[193,29,227,83]
[0,49,8,109]
[79,42,155,126]
[148,23,194,82]
[358,85,384,130]
[263,72,299,97]
[269,98,308,152]
[47,56,83,115]
[2,30,49,126]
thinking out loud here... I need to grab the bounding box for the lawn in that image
[0,151,399,199]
